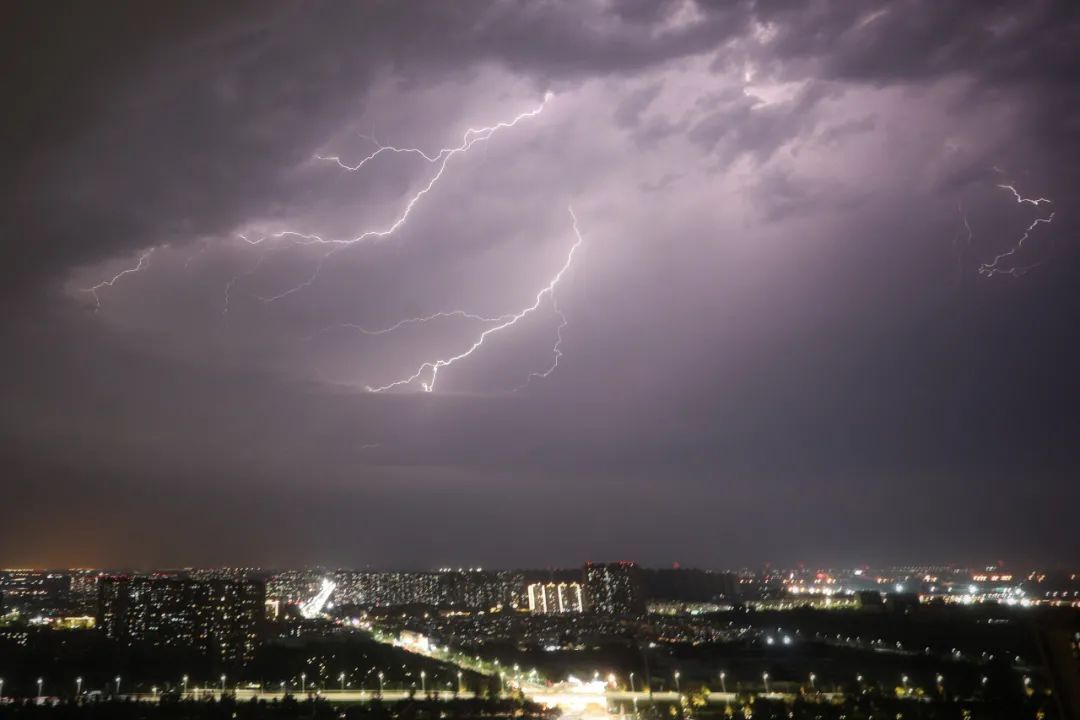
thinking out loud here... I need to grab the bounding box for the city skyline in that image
[2,561,1076,717]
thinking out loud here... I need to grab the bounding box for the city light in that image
[0,560,1066,716]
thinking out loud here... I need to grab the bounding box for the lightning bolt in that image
[242,92,554,301]
[978,212,1055,277]
[366,206,583,393]
[997,184,1052,206]
[311,92,551,184]
[978,184,1055,278]
[77,94,553,308]
[308,309,515,341]
[80,248,155,309]
[314,135,444,173]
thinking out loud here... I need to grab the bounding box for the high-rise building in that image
[98,576,265,666]
[527,582,584,614]
[330,569,523,610]
[583,562,646,615]
[69,570,102,615]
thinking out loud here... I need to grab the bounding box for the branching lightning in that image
[997,184,1052,207]
[978,212,1055,278]
[76,93,577,396]
[241,93,553,302]
[366,206,583,393]
[978,184,1056,278]
[515,296,568,392]
[81,94,552,308]
[81,248,155,309]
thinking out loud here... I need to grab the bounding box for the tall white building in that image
[527,581,584,614]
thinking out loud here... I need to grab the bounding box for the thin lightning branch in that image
[242,93,553,301]
[961,205,973,246]
[223,253,267,314]
[81,248,155,309]
[952,202,973,275]
[366,206,583,394]
[514,294,568,392]
[314,144,443,172]
[313,93,551,179]
[997,184,1052,206]
[308,309,515,341]
[254,251,330,303]
[979,213,1055,278]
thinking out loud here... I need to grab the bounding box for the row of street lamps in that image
[0,668,1017,702]
[612,669,1002,696]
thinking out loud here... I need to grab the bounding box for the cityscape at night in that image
[1,562,1079,718]
[3,0,1080,718]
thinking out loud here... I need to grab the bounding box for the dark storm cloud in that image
[2,1,1079,569]
[817,114,877,146]
[687,80,837,166]
[1,0,754,290]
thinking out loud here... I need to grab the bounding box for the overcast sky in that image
[2,1,1078,570]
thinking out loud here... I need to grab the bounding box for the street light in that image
[377,672,384,697]
[901,675,909,695]
[221,675,227,693]
[719,672,727,694]
[762,672,770,693]
[280,681,286,695]
[340,673,346,693]
[420,671,426,696]
[0,678,4,699]
[76,677,83,696]
[115,676,121,695]
[809,673,816,690]
[629,672,636,693]
[457,671,463,694]
[301,673,307,694]
[673,671,680,695]
[37,678,43,699]
[183,675,189,696]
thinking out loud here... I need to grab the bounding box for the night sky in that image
[2,1,1078,570]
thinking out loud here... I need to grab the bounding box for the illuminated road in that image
[119,690,479,702]
[107,687,845,710]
